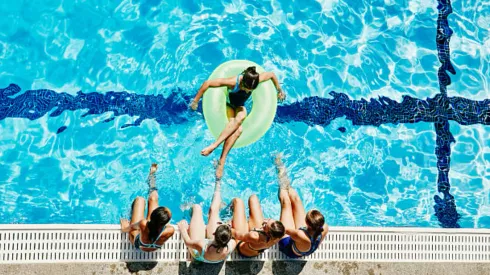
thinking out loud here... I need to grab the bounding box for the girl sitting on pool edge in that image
[190,66,286,179]
[120,164,175,251]
[275,154,329,258]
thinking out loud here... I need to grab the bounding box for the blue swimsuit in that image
[134,227,167,250]
[279,227,322,258]
[227,74,252,108]
[191,239,231,264]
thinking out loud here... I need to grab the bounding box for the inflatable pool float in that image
[202,60,277,148]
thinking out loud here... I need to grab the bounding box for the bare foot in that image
[215,162,224,180]
[148,163,158,192]
[274,153,290,189]
[201,144,217,156]
[150,163,158,174]
[274,153,285,170]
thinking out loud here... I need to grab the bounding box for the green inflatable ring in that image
[202,60,277,148]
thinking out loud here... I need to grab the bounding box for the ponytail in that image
[313,226,324,241]
[211,224,232,253]
[148,207,171,242]
[241,66,260,90]
[306,210,325,241]
[147,220,159,242]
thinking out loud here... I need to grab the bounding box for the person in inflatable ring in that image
[190,66,286,179]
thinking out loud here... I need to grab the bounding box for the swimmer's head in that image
[266,220,286,240]
[306,209,325,240]
[148,207,172,242]
[240,66,260,91]
[212,224,232,252]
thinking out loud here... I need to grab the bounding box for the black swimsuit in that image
[227,74,252,108]
[236,228,271,258]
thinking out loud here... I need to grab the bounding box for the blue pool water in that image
[0,0,489,228]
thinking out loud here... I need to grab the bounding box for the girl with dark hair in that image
[274,155,329,258]
[190,66,286,179]
[231,195,286,258]
[120,164,175,251]
[178,180,237,263]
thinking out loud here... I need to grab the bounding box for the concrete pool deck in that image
[1,261,490,275]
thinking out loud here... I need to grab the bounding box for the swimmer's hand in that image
[277,89,286,103]
[189,100,199,111]
[178,220,189,232]
[120,218,131,232]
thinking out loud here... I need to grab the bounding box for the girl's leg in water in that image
[201,106,246,157]
[215,107,247,179]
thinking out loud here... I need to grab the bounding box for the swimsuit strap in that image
[251,228,271,243]
[153,226,167,243]
[291,227,321,256]
[201,239,213,257]
[138,226,167,249]
[231,74,241,93]
[299,227,322,242]
[245,226,272,252]
[194,239,227,264]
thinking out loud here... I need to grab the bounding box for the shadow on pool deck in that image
[126,261,159,272]
[176,261,306,275]
[1,261,490,275]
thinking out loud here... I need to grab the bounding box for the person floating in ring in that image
[190,63,286,180]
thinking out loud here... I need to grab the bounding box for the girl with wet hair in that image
[231,195,286,258]
[274,155,329,258]
[120,164,175,251]
[178,180,237,263]
[190,66,286,180]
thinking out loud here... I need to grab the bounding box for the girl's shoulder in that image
[163,225,175,236]
[139,219,148,230]
[220,76,239,88]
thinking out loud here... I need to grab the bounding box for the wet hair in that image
[306,210,325,241]
[211,224,232,253]
[147,207,171,242]
[241,66,260,90]
[269,221,286,239]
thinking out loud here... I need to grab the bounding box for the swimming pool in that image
[0,0,489,228]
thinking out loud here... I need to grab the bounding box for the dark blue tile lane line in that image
[434,0,459,228]
[2,84,489,130]
[0,0,479,228]
[436,0,456,95]
[275,93,490,127]
[0,85,192,128]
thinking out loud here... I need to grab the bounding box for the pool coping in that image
[3,224,490,233]
[2,225,490,264]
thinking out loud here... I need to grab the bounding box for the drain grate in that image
[1,225,490,263]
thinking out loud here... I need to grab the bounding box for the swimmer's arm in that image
[259,72,282,92]
[120,219,142,232]
[177,220,204,250]
[192,77,236,103]
[179,230,203,251]
[286,228,308,243]
[322,224,329,238]
[232,229,260,243]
